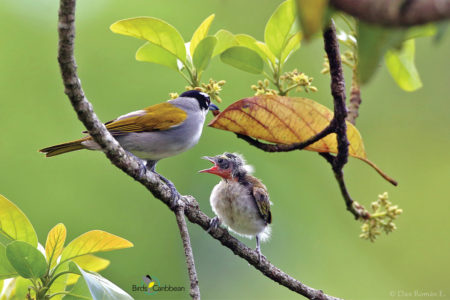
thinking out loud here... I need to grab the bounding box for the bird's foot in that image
[157,173,181,209]
[124,151,148,177]
[255,247,266,264]
[207,216,221,233]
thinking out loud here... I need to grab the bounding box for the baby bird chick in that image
[200,153,272,261]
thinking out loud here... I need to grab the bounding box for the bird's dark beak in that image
[199,156,219,174]
[208,104,219,111]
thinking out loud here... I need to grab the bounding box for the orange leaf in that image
[45,223,67,268]
[209,95,396,185]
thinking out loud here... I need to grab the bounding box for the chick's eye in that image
[219,160,229,169]
[217,158,223,164]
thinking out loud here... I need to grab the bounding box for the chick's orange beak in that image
[199,156,231,179]
[199,156,219,174]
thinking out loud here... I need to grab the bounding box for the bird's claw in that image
[207,216,221,232]
[138,161,148,177]
[256,247,265,264]
[156,173,181,209]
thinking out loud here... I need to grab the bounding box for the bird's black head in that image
[180,90,211,111]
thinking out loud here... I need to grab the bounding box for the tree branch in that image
[237,21,370,220]
[57,0,341,299]
[330,0,450,27]
[175,204,200,300]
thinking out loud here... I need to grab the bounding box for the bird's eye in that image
[219,160,229,169]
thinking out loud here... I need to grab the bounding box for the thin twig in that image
[330,0,450,27]
[56,0,341,299]
[236,122,334,152]
[175,204,200,300]
[346,70,361,125]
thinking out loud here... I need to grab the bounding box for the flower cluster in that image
[170,79,226,103]
[251,79,279,96]
[360,192,403,242]
[280,69,318,93]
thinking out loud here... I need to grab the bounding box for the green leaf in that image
[220,46,264,74]
[296,0,329,40]
[357,22,405,84]
[190,14,215,57]
[136,42,180,71]
[264,0,296,59]
[280,32,302,64]
[385,39,422,92]
[110,17,186,61]
[212,30,237,57]
[0,244,17,279]
[0,194,37,247]
[79,267,133,300]
[64,275,93,300]
[5,241,47,279]
[193,36,217,75]
[60,230,133,263]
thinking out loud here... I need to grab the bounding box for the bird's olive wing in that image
[252,186,272,224]
[105,102,187,133]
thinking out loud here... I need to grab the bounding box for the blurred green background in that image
[1,0,449,299]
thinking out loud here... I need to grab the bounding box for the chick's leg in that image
[207,216,221,232]
[256,235,264,263]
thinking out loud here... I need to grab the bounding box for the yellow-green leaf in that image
[0,194,37,247]
[60,230,133,263]
[64,275,92,300]
[212,30,237,57]
[4,277,33,300]
[385,39,422,92]
[296,0,329,40]
[136,42,179,71]
[45,223,66,268]
[67,255,110,285]
[48,261,69,300]
[220,46,264,74]
[110,17,186,61]
[280,32,302,64]
[235,34,276,66]
[190,14,215,57]
[193,36,217,75]
[264,0,296,59]
[209,95,396,185]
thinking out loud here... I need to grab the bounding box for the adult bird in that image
[40,90,219,205]
[199,152,272,261]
